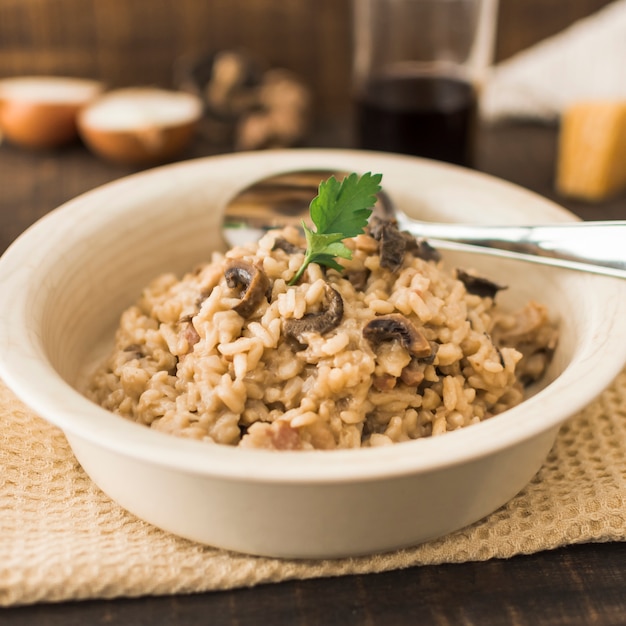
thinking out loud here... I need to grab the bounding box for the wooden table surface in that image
[1,119,625,625]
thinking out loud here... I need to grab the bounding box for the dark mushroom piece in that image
[195,287,212,309]
[345,268,370,291]
[122,343,146,360]
[368,218,408,271]
[363,313,433,359]
[456,268,507,299]
[272,237,305,255]
[283,283,344,343]
[410,238,441,263]
[368,217,441,271]
[225,259,271,318]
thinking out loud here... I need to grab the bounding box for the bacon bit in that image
[372,374,397,391]
[270,421,302,450]
[181,321,200,348]
[176,317,201,356]
[400,363,425,386]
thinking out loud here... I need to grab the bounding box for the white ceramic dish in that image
[0,149,625,559]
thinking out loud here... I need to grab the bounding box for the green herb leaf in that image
[289,172,382,285]
[310,172,382,236]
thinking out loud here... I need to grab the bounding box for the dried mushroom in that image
[225,259,270,318]
[236,69,311,151]
[284,283,344,342]
[177,50,260,120]
[176,50,310,150]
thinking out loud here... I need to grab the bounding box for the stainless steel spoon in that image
[222,169,626,279]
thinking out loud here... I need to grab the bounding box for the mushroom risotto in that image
[87,219,558,450]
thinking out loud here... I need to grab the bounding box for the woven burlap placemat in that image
[1,369,625,607]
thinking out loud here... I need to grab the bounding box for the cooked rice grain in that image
[87,226,558,450]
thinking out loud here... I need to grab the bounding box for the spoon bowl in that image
[223,169,394,246]
[222,169,626,279]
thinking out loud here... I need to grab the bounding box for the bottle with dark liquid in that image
[355,74,478,167]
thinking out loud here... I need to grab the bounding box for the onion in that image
[77,87,204,165]
[0,76,104,149]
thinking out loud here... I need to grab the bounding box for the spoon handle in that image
[396,217,626,279]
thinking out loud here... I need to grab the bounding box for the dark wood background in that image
[0,0,616,118]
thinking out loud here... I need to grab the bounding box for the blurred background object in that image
[0,0,623,200]
[0,75,103,148]
[556,101,626,201]
[482,0,626,121]
[76,86,204,165]
[176,50,311,150]
[0,0,615,124]
[351,0,498,166]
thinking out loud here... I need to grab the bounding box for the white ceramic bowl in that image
[1,149,625,559]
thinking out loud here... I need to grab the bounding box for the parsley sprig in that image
[289,172,382,285]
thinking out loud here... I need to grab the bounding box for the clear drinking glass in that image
[352,0,498,167]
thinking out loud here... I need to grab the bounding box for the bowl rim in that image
[1,148,625,484]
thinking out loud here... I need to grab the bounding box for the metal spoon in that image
[222,169,626,279]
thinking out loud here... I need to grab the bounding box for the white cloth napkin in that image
[481,0,626,121]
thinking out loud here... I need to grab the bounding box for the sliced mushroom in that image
[363,314,433,359]
[283,283,344,342]
[345,268,370,291]
[411,238,441,263]
[272,237,305,255]
[225,259,271,318]
[368,217,441,270]
[456,268,507,299]
[368,218,407,271]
